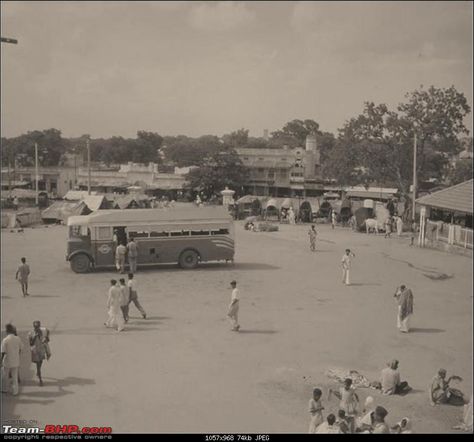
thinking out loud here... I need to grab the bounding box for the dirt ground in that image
[1,222,472,433]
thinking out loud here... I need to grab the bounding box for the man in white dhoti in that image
[394,285,413,333]
[105,279,125,332]
[396,216,403,236]
[341,249,355,285]
[227,280,240,331]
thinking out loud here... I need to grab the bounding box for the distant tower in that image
[304,133,320,179]
[263,129,269,141]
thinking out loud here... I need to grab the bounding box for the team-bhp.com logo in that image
[2,425,112,434]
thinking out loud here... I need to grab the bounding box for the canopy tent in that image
[280,198,293,209]
[299,201,313,223]
[264,198,280,220]
[41,200,90,224]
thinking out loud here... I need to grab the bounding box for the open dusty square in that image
[1,222,472,433]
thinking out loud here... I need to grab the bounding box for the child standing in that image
[308,388,325,433]
[329,378,359,432]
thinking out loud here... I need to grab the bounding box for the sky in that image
[1,1,472,139]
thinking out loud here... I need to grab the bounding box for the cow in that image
[364,218,379,234]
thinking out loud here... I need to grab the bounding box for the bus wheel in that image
[179,250,199,269]
[70,254,91,273]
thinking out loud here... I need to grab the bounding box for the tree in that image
[447,160,473,186]
[185,149,249,200]
[271,119,321,147]
[1,129,67,167]
[164,135,222,167]
[222,129,249,148]
[325,86,471,212]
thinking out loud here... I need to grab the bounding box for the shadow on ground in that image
[237,330,278,334]
[409,328,446,334]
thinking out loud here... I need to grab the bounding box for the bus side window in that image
[170,231,190,237]
[150,231,168,237]
[211,229,229,235]
[129,231,149,238]
[191,230,209,236]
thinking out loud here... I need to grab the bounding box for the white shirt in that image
[342,254,352,269]
[231,288,239,302]
[128,279,137,292]
[1,334,23,368]
[108,285,123,310]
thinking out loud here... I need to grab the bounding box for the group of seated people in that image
[309,363,469,434]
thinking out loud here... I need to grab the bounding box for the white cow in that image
[364,218,379,234]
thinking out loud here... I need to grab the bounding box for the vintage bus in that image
[66,206,234,273]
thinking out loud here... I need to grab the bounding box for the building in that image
[416,179,473,251]
[1,166,77,198]
[75,162,187,198]
[235,134,323,197]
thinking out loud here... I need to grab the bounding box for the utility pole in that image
[87,137,91,195]
[35,142,39,206]
[8,156,12,194]
[412,131,417,223]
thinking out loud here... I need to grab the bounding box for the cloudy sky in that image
[1,1,472,138]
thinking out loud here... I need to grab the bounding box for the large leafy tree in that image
[326,86,471,211]
[271,119,321,147]
[163,135,222,167]
[1,128,67,167]
[185,149,249,200]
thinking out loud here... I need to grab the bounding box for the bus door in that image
[93,226,116,267]
[113,226,127,246]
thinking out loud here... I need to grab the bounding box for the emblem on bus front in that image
[98,244,112,254]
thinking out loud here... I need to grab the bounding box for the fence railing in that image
[425,220,473,249]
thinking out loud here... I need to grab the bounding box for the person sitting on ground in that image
[355,396,375,432]
[380,359,411,395]
[430,368,465,406]
[372,406,390,434]
[391,417,414,434]
[316,413,340,433]
[336,409,351,434]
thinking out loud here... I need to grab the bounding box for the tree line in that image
[1,85,472,200]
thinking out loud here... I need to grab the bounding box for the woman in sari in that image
[28,320,51,386]
[394,285,414,333]
[430,369,465,406]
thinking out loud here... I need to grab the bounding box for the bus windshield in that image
[69,225,90,238]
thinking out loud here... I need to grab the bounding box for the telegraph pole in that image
[2,37,18,195]
[412,131,417,222]
[35,142,39,206]
[87,137,91,195]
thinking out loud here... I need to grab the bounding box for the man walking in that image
[127,237,138,273]
[1,324,23,395]
[105,280,125,332]
[308,225,317,252]
[341,249,355,286]
[115,242,127,274]
[119,278,130,322]
[15,257,30,297]
[127,273,146,319]
[227,280,240,331]
[394,285,414,333]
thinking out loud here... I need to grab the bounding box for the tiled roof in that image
[416,179,473,214]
